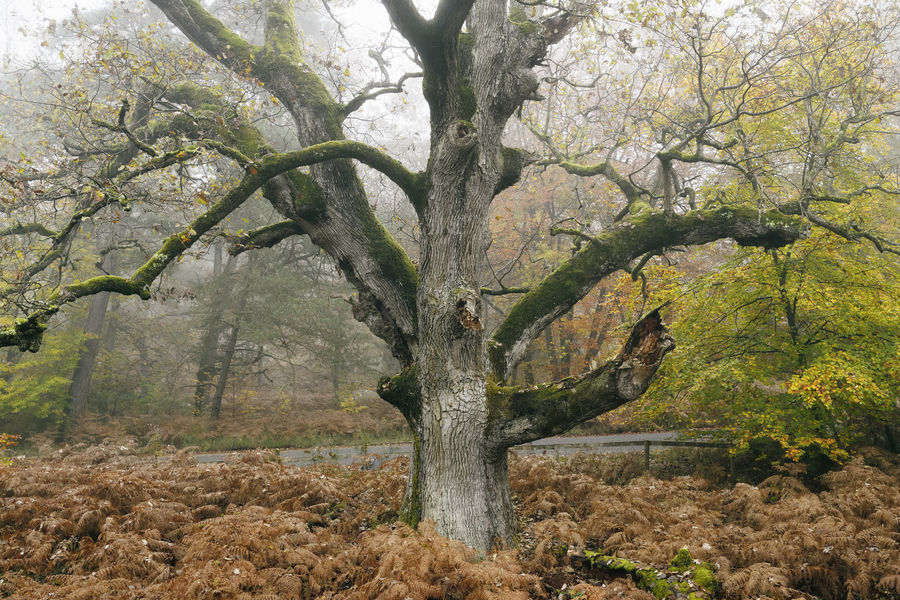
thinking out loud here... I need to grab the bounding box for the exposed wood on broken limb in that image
[486,308,674,449]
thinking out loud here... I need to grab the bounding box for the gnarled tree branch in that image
[555,159,643,204]
[228,220,305,255]
[488,205,803,380]
[152,0,421,364]
[0,163,271,352]
[341,71,423,117]
[488,308,674,448]
[0,222,58,238]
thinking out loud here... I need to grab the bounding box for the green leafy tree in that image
[637,230,899,460]
[0,328,85,430]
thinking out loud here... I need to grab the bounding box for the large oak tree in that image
[2,0,897,549]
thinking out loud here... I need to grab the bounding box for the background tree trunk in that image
[210,323,239,420]
[193,246,236,415]
[69,247,115,416]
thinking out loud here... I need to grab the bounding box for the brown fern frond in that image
[878,573,900,593]
[722,562,790,599]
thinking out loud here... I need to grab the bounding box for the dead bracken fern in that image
[0,447,897,599]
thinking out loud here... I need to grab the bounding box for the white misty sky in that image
[1,0,419,58]
[2,0,110,57]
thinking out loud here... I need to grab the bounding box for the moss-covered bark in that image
[0,274,152,353]
[488,309,673,447]
[377,365,421,423]
[152,0,260,70]
[398,433,423,526]
[0,222,58,238]
[497,146,525,193]
[489,205,801,380]
[0,316,48,352]
[228,220,305,255]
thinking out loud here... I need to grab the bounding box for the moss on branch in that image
[50,276,150,303]
[167,0,260,67]
[558,160,642,203]
[489,310,673,446]
[582,548,719,599]
[132,172,264,286]
[508,4,541,37]
[0,316,49,352]
[1,275,153,353]
[489,205,801,380]
[0,222,58,238]
[263,0,304,62]
[262,140,424,205]
[228,220,305,255]
[377,365,421,422]
[357,210,419,314]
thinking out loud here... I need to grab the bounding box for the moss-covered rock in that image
[670,547,693,571]
[692,562,719,595]
[583,550,719,599]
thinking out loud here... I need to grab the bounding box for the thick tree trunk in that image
[409,111,507,550]
[409,418,515,550]
[393,0,565,550]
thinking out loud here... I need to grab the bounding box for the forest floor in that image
[1,444,898,599]
[55,401,413,453]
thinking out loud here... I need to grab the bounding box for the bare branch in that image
[803,211,900,256]
[341,71,423,116]
[554,159,643,204]
[481,286,530,296]
[91,99,159,158]
[549,226,595,244]
[539,10,583,47]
